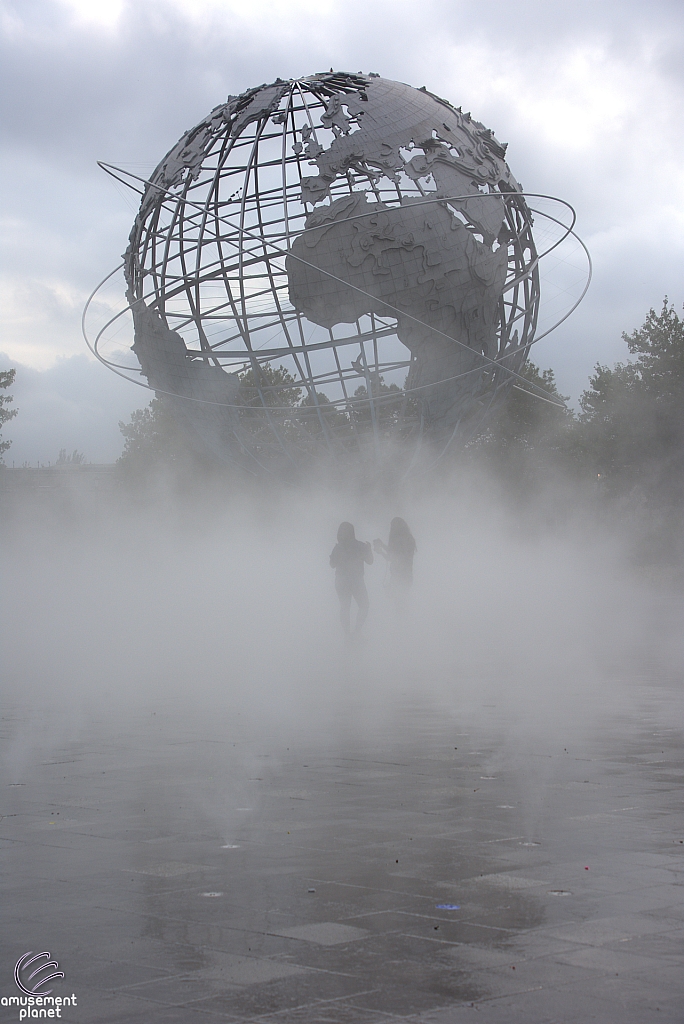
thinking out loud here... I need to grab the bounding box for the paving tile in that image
[465,873,548,892]
[181,975,380,1018]
[50,990,226,1023]
[266,923,371,945]
[588,885,680,914]
[67,957,180,990]
[93,994,241,1023]
[125,953,309,1005]
[419,981,681,1023]
[554,944,663,972]
[252,1001,397,1023]
[538,912,677,946]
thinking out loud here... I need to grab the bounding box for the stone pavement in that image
[2,681,683,1024]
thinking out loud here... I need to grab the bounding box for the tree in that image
[351,373,418,437]
[56,449,85,466]
[489,362,572,445]
[623,298,684,400]
[236,362,304,450]
[118,366,305,474]
[579,299,684,498]
[118,392,232,480]
[238,362,302,409]
[0,368,18,461]
[470,360,573,473]
[296,389,347,437]
[118,395,187,472]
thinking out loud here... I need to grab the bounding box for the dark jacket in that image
[330,539,373,581]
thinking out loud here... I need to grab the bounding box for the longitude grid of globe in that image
[125,73,540,458]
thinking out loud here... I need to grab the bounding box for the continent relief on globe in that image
[288,192,507,351]
[286,75,514,431]
[287,193,508,428]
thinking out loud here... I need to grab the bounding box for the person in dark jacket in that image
[330,521,373,636]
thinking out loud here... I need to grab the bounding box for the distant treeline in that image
[116,300,684,505]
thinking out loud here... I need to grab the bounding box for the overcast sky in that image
[1,0,683,464]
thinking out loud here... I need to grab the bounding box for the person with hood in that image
[329,521,373,637]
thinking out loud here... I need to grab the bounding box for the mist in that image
[4,464,681,778]
[3,459,683,1017]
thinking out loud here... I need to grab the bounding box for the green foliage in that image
[238,362,302,408]
[0,368,18,460]
[352,374,416,434]
[237,363,303,449]
[296,390,347,436]
[623,299,684,398]
[118,396,187,472]
[491,362,572,444]
[578,299,684,497]
[471,360,573,470]
[238,363,416,442]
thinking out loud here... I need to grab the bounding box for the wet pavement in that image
[2,677,683,1024]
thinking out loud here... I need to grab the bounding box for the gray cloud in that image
[0,350,142,464]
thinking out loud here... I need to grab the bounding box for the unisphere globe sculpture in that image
[91,71,588,473]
